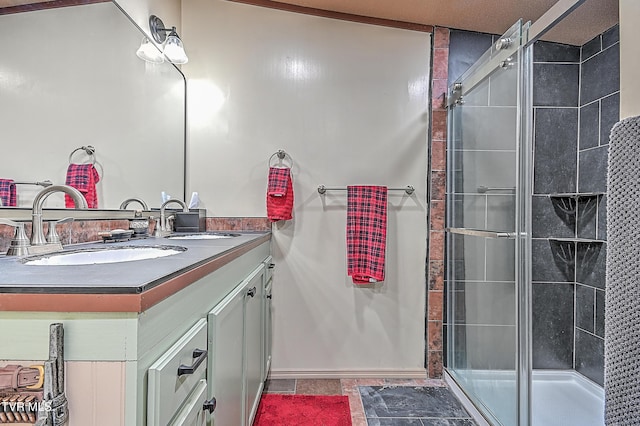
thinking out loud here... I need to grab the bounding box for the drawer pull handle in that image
[268,263,275,269]
[266,294,272,299]
[177,349,207,376]
[247,287,257,298]
[203,397,217,413]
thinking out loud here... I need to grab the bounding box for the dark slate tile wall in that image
[571,25,619,386]
[532,283,575,369]
[447,30,494,85]
[532,25,618,386]
[533,108,578,194]
[532,41,579,373]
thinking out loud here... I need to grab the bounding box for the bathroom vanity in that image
[0,231,272,426]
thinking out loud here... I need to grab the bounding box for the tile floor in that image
[262,378,477,425]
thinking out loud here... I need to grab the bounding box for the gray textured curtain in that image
[605,116,640,424]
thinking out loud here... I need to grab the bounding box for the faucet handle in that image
[150,216,163,238]
[0,219,31,256]
[47,217,74,245]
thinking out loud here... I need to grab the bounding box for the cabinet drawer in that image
[148,318,208,426]
[169,379,209,426]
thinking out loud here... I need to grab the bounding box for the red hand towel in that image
[267,167,294,222]
[65,164,100,209]
[347,185,387,284]
[0,179,17,207]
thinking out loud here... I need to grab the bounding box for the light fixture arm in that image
[149,15,178,44]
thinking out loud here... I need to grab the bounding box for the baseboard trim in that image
[268,368,427,380]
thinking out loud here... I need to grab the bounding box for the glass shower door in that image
[446,20,529,426]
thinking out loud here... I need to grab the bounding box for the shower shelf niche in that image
[547,238,604,279]
[548,192,605,199]
[547,192,605,221]
[549,237,605,244]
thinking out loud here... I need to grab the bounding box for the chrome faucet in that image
[157,199,188,236]
[119,197,149,211]
[30,185,87,252]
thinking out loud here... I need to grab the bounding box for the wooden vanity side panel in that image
[66,361,127,426]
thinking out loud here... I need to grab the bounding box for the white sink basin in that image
[167,233,240,240]
[23,245,186,266]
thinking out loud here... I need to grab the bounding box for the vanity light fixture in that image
[147,14,188,64]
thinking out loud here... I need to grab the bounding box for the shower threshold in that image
[445,369,603,426]
[532,370,603,426]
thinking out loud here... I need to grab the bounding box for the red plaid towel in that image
[267,167,290,197]
[65,164,100,209]
[266,167,294,222]
[347,186,387,284]
[0,179,16,207]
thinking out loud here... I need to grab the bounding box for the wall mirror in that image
[0,1,185,212]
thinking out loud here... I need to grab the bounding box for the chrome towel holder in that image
[318,185,415,195]
[269,149,293,169]
[68,145,96,164]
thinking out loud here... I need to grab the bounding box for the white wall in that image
[183,0,430,376]
[620,0,640,119]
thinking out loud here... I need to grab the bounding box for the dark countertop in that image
[0,232,270,295]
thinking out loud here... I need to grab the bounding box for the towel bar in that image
[317,185,415,195]
[446,227,516,239]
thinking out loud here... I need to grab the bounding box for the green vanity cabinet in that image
[0,234,272,426]
[208,263,267,426]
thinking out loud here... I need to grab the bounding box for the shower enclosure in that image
[444,5,609,425]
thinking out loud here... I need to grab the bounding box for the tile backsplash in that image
[0,217,271,253]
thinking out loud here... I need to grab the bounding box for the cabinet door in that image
[208,282,246,426]
[243,268,265,426]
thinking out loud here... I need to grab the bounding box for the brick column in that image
[427,27,449,379]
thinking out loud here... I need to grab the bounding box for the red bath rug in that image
[253,394,352,426]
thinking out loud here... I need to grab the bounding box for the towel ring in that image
[69,145,96,165]
[269,149,293,169]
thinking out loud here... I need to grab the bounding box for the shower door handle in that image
[446,227,516,239]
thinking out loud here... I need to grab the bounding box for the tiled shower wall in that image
[531,25,619,386]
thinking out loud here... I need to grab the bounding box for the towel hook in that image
[269,149,293,169]
[68,145,96,164]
